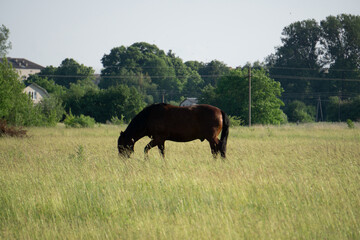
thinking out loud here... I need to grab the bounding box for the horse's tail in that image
[220,110,230,158]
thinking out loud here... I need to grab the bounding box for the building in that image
[2,58,48,103]
[23,83,49,104]
[6,58,44,80]
[180,98,198,107]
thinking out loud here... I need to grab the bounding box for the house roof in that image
[5,58,44,70]
[180,97,198,106]
[24,83,49,97]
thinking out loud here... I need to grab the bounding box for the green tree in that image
[183,71,204,97]
[267,14,360,116]
[200,84,217,106]
[267,19,322,99]
[0,25,11,57]
[143,55,179,94]
[29,59,99,120]
[321,14,360,69]
[0,58,26,121]
[250,69,285,124]
[101,42,202,102]
[62,81,99,116]
[284,100,315,123]
[0,58,57,126]
[72,85,146,123]
[54,58,96,88]
[37,96,65,125]
[97,85,146,122]
[198,60,231,87]
[201,67,285,125]
[320,14,360,94]
[326,96,360,122]
[185,60,204,72]
[35,59,96,89]
[101,43,165,102]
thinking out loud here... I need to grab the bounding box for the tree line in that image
[267,14,360,122]
[1,13,359,127]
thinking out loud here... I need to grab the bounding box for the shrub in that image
[1,58,63,127]
[284,100,315,123]
[326,96,360,122]
[38,96,65,126]
[64,112,95,128]
[346,119,355,129]
[110,115,125,125]
[229,116,244,127]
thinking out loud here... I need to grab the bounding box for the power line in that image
[103,64,360,72]
[282,91,359,96]
[271,75,360,82]
[35,73,360,83]
[268,66,360,72]
[281,93,359,100]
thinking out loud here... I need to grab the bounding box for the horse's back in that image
[150,104,222,125]
[146,104,223,141]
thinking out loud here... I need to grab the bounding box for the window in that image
[28,91,35,100]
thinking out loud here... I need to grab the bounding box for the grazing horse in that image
[117,103,229,158]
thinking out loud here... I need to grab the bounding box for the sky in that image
[1,0,360,73]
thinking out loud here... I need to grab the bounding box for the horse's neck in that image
[131,130,145,143]
[125,121,146,143]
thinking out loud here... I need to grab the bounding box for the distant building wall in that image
[6,58,44,80]
[180,98,198,107]
[23,83,49,104]
[16,68,42,80]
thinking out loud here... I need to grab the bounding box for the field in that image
[0,123,360,239]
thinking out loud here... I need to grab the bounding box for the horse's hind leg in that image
[208,138,220,158]
[220,148,226,158]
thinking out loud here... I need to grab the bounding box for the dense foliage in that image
[0,58,60,126]
[100,42,202,103]
[0,24,11,57]
[267,14,360,121]
[201,68,285,125]
[39,58,95,89]
[64,112,96,128]
[24,44,237,124]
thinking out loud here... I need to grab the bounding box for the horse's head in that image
[118,131,135,158]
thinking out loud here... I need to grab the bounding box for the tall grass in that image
[0,123,359,239]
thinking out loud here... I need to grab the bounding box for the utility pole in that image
[316,97,323,122]
[248,66,251,127]
[338,91,341,122]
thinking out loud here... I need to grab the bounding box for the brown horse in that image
[117,103,229,158]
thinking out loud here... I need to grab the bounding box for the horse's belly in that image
[166,128,206,142]
[167,135,198,142]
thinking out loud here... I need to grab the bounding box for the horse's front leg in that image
[158,142,165,158]
[144,139,165,158]
[144,140,156,157]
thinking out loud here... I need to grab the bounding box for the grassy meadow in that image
[0,123,360,239]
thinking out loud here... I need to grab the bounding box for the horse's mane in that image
[124,103,168,138]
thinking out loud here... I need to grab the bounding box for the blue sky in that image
[1,0,359,73]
